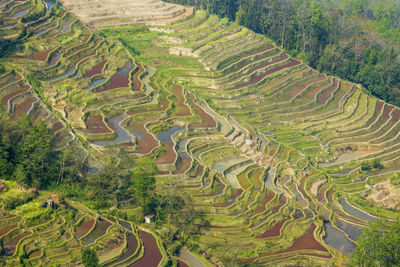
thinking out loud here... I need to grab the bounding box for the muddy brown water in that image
[85,60,107,78]
[99,74,130,92]
[129,230,162,267]
[318,184,328,204]
[243,224,328,264]
[99,62,134,92]
[195,165,204,177]
[174,157,191,174]
[214,189,243,207]
[75,219,95,239]
[105,232,138,266]
[257,217,289,238]
[391,109,400,121]
[156,127,185,164]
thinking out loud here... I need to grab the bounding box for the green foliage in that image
[81,248,99,267]
[361,159,383,172]
[0,190,35,210]
[118,37,140,56]
[351,218,400,266]
[0,64,5,74]
[130,158,158,211]
[0,39,23,58]
[21,0,46,23]
[0,114,85,189]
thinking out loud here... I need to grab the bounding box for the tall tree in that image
[351,218,400,266]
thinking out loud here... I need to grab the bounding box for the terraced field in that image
[1,0,400,266]
[60,0,193,28]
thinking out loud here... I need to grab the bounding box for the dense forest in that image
[166,0,400,106]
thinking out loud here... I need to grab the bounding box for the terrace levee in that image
[1,0,400,266]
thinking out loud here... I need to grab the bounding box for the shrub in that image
[361,161,371,171]
[81,248,99,267]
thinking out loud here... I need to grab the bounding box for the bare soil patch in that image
[4,232,30,256]
[14,95,36,117]
[85,114,112,134]
[31,49,52,61]
[368,180,400,210]
[51,122,64,133]
[384,105,395,119]
[0,225,17,237]
[2,85,29,106]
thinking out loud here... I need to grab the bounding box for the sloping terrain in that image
[60,0,193,28]
[1,0,400,266]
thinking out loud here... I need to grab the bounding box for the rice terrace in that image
[1,0,400,266]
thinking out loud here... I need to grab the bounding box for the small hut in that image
[47,199,55,209]
[144,214,155,223]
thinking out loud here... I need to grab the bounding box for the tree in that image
[130,158,158,209]
[81,248,99,267]
[372,159,383,170]
[351,218,400,266]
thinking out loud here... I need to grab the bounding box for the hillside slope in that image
[1,0,399,266]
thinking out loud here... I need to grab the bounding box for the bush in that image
[372,159,383,170]
[81,248,99,267]
[361,161,371,171]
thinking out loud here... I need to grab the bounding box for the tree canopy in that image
[81,248,99,267]
[351,218,400,266]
